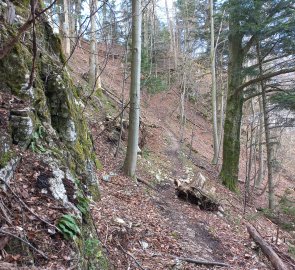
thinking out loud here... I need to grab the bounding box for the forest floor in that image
[68,42,295,270]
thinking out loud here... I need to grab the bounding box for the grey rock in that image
[4,1,15,25]
[44,157,80,217]
[0,135,11,154]
[64,119,77,142]
[86,159,98,184]
[10,109,34,148]
[0,157,20,191]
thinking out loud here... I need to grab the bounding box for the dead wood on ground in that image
[174,177,220,211]
[247,224,288,270]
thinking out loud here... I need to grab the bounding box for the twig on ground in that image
[174,256,230,267]
[0,177,58,230]
[0,229,48,259]
[118,243,146,270]
[94,100,130,139]
[151,253,230,267]
[137,177,156,191]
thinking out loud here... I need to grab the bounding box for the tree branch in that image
[0,0,58,60]
[0,229,48,259]
[238,67,295,91]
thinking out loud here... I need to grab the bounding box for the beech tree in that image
[209,0,219,164]
[123,0,142,177]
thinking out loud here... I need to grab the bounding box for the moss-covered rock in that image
[10,108,35,148]
[0,43,31,95]
[0,1,106,268]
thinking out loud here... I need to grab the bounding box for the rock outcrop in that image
[0,1,106,268]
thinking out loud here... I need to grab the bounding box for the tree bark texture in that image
[62,0,70,55]
[220,6,244,191]
[123,0,142,177]
[210,0,219,165]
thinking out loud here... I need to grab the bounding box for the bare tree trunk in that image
[180,77,186,143]
[62,0,71,55]
[75,0,81,36]
[210,0,219,165]
[255,96,264,187]
[123,0,142,178]
[143,9,149,51]
[69,0,75,48]
[256,42,275,210]
[245,99,255,203]
[89,0,101,90]
[115,43,129,158]
[57,1,64,36]
[217,86,225,164]
[164,0,177,68]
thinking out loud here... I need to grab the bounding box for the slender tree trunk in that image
[217,86,225,164]
[123,0,142,178]
[89,0,101,90]
[164,0,177,67]
[256,42,275,210]
[62,0,70,55]
[210,0,219,165]
[246,99,255,201]
[219,11,244,191]
[57,1,63,36]
[75,0,81,36]
[143,10,149,51]
[255,96,264,187]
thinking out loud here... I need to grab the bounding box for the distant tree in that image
[89,0,101,90]
[62,0,71,55]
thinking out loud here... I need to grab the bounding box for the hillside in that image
[0,1,295,269]
[67,43,294,269]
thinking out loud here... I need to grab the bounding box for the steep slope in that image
[69,43,295,269]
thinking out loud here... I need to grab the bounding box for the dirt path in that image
[151,118,227,264]
[153,184,225,262]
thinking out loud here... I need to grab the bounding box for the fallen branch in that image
[0,177,58,231]
[118,243,146,270]
[0,0,58,60]
[152,253,229,268]
[174,256,229,267]
[0,229,48,260]
[137,177,156,191]
[247,224,288,270]
[94,100,130,139]
[271,243,295,269]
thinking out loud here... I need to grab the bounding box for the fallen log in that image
[174,174,219,211]
[247,224,288,270]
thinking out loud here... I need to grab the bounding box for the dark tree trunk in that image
[219,11,244,191]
